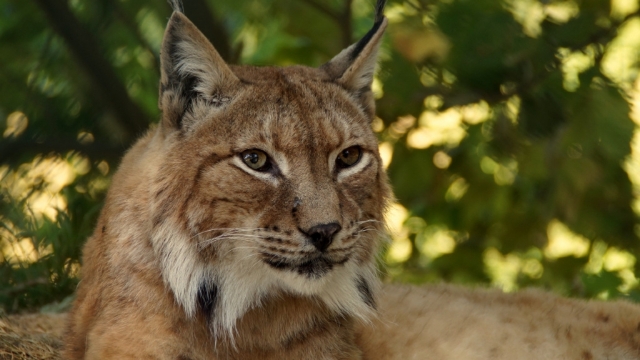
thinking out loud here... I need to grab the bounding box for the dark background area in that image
[1,0,640,313]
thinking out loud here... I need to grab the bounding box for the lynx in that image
[65,1,640,359]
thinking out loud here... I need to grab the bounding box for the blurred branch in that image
[620,8,640,24]
[182,0,232,62]
[113,3,159,70]
[561,8,640,51]
[0,278,49,297]
[430,9,640,111]
[340,0,353,48]
[301,0,353,48]
[300,0,340,19]
[0,137,127,164]
[31,0,150,140]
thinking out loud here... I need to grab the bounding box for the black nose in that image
[304,222,341,252]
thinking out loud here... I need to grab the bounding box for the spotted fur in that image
[65,2,389,358]
[64,1,640,359]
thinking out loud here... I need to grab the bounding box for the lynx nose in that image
[304,222,341,252]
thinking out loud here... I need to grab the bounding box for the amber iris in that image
[336,146,362,168]
[241,149,270,171]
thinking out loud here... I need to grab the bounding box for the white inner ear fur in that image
[340,50,380,91]
[173,39,227,96]
[328,18,387,92]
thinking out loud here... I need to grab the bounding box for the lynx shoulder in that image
[64,1,640,359]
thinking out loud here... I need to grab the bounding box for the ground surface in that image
[0,313,65,360]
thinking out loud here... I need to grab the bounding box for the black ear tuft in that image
[349,19,384,61]
[375,0,386,24]
[167,0,184,13]
[163,17,200,128]
[320,0,387,118]
[349,0,387,61]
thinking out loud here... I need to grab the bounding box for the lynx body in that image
[65,1,640,359]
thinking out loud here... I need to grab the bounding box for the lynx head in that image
[150,0,390,333]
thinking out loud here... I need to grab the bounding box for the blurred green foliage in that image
[1,0,640,313]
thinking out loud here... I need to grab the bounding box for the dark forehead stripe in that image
[295,77,368,141]
[281,79,346,178]
[176,153,233,231]
[243,72,337,140]
[153,154,232,226]
[223,67,371,164]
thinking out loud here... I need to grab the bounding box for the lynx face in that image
[177,67,384,280]
[149,10,390,332]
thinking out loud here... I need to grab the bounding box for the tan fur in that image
[358,284,640,359]
[64,6,640,360]
[65,9,389,359]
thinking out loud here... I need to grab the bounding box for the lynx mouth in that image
[260,253,349,279]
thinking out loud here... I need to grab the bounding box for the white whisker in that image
[191,227,261,239]
[218,245,265,259]
[356,219,383,225]
[198,234,264,246]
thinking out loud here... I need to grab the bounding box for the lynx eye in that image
[336,146,362,169]
[241,149,271,171]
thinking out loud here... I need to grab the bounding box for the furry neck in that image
[204,293,363,359]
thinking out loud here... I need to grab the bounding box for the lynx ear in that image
[321,0,387,118]
[159,12,238,130]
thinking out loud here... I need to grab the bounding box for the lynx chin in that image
[65,1,640,359]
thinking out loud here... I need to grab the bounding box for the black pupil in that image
[341,148,358,163]
[247,153,259,164]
